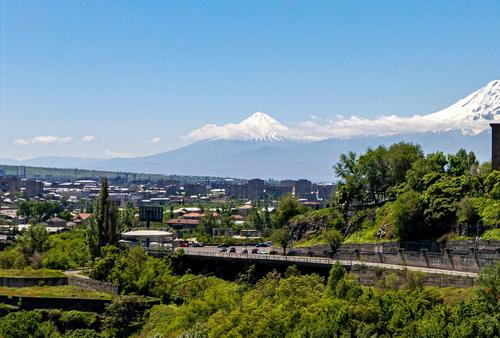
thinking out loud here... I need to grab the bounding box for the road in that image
[182,246,478,278]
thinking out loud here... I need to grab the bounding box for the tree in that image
[358,146,391,204]
[119,203,137,231]
[273,194,305,227]
[323,228,343,255]
[394,190,424,240]
[447,149,478,176]
[456,197,480,234]
[17,224,49,257]
[272,228,290,255]
[326,262,346,294]
[88,177,119,258]
[103,295,150,337]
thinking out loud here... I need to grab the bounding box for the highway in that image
[182,246,479,278]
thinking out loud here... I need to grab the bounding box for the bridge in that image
[181,248,478,279]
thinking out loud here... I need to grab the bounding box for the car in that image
[257,250,269,254]
[219,247,227,252]
[191,242,204,247]
[229,247,236,253]
[217,243,229,248]
[251,248,259,254]
[269,250,279,255]
[241,248,248,254]
[255,243,267,248]
[264,241,273,246]
[179,242,189,248]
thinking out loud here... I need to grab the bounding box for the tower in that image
[492,123,500,170]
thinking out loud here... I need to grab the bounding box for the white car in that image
[257,250,269,254]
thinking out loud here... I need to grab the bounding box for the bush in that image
[59,311,99,331]
[103,295,151,337]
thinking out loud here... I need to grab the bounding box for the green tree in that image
[447,149,478,176]
[272,228,290,255]
[103,295,150,337]
[394,190,424,240]
[456,197,480,234]
[119,203,137,231]
[323,228,343,255]
[17,224,49,257]
[326,262,346,294]
[88,177,119,258]
[273,194,306,227]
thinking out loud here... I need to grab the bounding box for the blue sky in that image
[1,0,499,159]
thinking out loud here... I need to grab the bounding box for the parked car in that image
[287,250,299,256]
[229,247,236,253]
[179,242,189,248]
[264,241,273,246]
[269,250,279,255]
[255,243,267,248]
[191,242,204,247]
[251,248,259,254]
[219,247,227,252]
[241,248,248,254]
[257,250,269,254]
[217,243,229,248]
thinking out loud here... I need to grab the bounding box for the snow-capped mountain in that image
[186,112,305,141]
[186,80,500,142]
[3,80,498,181]
[424,80,500,134]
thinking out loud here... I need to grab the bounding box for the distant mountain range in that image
[2,81,499,182]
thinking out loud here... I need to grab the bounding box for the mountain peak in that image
[186,112,303,141]
[423,80,500,133]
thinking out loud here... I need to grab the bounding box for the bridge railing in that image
[181,249,349,266]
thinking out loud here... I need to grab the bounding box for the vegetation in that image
[0,286,113,300]
[136,263,500,338]
[0,268,64,278]
[88,177,119,258]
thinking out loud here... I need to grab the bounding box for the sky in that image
[1,0,500,160]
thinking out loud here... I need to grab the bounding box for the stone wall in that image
[350,264,475,288]
[296,240,500,273]
[180,254,475,288]
[68,277,119,295]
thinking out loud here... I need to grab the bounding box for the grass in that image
[0,269,65,278]
[344,221,396,244]
[294,233,328,247]
[437,287,476,305]
[0,286,114,300]
[481,228,500,240]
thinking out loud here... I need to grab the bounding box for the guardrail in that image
[181,249,478,278]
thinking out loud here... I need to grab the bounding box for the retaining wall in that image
[296,240,500,273]
[0,276,68,287]
[68,277,119,295]
[0,295,111,312]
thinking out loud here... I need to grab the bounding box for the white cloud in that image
[104,149,132,158]
[149,137,162,144]
[13,135,73,145]
[14,139,30,145]
[81,135,95,142]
